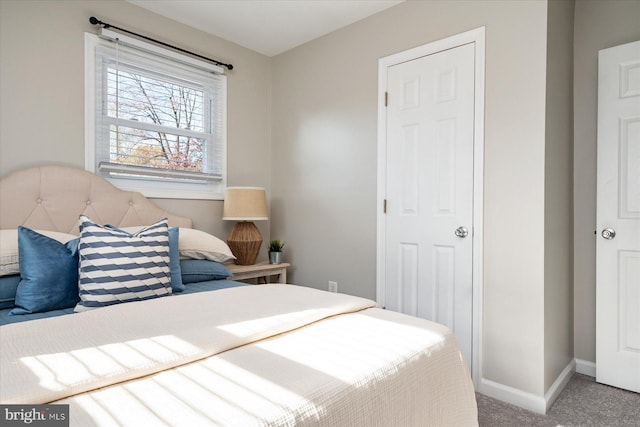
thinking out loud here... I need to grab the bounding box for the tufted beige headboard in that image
[0,166,192,234]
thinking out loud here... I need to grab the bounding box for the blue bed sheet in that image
[0,279,249,326]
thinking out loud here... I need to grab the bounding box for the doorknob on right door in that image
[601,228,616,240]
[455,226,469,238]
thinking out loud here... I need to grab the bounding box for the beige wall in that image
[0,0,272,257]
[544,0,574,391]
[271,0,550,395]
[573,0,640,364]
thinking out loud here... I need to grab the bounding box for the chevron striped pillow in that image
[75,215,172,312]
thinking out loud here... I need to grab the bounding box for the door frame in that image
[376,27,485,386]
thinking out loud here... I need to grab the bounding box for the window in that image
[85,33,227,199]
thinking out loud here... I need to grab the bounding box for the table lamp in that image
[223,187,268,265]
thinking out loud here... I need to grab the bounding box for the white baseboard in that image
[575,358,596,377]
[544,359,576,412]
[478,359,576,414]
[479,378,547,414]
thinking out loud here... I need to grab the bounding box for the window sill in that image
[103,177,224,201]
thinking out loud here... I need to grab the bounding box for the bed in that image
[0,166,478,426]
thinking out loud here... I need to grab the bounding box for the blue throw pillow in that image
[76,216,172,312]
[180,259,231,284]
[10,227,80,315]
[0,274,20,309]
[168,227,184,292]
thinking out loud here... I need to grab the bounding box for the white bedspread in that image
[0,285,477,426]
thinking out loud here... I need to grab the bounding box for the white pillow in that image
[115,226,235,263]
[0,229,78,276]
[178,228,235,263]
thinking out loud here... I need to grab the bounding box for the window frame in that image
[84,33,227,200]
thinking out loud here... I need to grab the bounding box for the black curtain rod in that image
[89,16,233,71]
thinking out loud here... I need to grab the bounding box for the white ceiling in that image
[127,0,404,57]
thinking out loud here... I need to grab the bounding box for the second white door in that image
[596,40,640,393]
[384,43,475,369]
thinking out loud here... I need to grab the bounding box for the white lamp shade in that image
[223,187,268,220]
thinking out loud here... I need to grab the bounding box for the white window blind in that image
[85,33,227,199]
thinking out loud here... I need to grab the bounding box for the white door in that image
[596,40,640,393]
[384,43,475,368]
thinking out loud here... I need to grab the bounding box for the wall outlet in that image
[328,281,338,293]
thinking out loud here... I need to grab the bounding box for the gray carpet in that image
[477,374,640,426]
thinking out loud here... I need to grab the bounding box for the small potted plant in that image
[268,239,285,264]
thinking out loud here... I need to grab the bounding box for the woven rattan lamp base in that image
[227,221,262,265]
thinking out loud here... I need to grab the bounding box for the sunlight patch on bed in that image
[62,312,448,425]
[20,335,201,391]
[253,312,447,384]
[68,356,324,425]
[217,309,322,337]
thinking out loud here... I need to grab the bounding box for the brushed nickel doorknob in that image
[601,228,616,240]
[455,226,469,238]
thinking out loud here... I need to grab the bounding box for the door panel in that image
[596,40,640,393]
[385,43,475,369]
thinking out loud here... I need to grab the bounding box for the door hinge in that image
[383,199,387,213]
[384,91,388,107]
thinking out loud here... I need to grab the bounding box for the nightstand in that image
[226,261,290,284]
